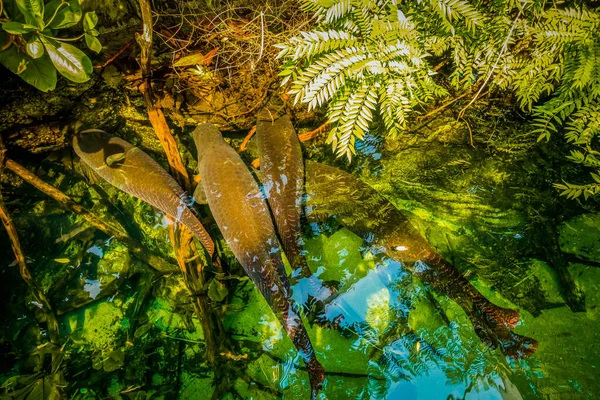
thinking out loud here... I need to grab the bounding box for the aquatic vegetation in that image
[0,0,101,91]
[1,0,600,398]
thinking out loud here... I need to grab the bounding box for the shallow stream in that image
[1,104,599,399]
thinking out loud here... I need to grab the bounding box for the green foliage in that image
[279,0,600,199]
[277,1,449,160]
[553,105,600,200]
[0,0,101,91]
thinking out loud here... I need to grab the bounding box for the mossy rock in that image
[178,371,214,400]
[304,228,376,288]
[514,306,600,398]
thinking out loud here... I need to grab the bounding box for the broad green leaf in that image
[85,34,102,53]
[41,37,92,83]
[45,0,82,29]
[26,37,44,58]
[83,12,98,32]
[16,0,45,29]
[2,21,36,34]
[207,279,228,302]
[0,45,57,91]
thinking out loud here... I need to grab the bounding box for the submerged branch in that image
[564,254,600,269]
[4,158,177,273]
[0,192,61,344]
[136,0,227,382]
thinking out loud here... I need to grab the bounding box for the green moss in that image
[66,301,124,350]
[178,372,214,400]
[569,264,600,321]
[147,298,186,333]
[515,306,600,398]
[559,213,600,262]
[408,297,446,332]
[304,228,376,287]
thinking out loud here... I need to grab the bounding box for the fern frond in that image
[423,0,484,33]
[276,30,359,60]
[327,80,379,160]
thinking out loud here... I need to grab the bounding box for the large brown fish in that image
[71,129,214,256]
[191,124,325,398]
[303,160,538,359]
[256,112,312,278]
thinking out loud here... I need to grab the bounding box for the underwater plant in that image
[0,0,101,91]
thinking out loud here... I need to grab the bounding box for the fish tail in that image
[498,331,539,359]
[181,208,215,257]
[471,310,538,358]
[277,294,324,398]
[288,322,324,399]
[421,257,521,328]
[307,358,325,399]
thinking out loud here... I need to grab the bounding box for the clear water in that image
[1,112,599,400]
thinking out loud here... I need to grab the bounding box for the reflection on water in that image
[1,124,599,400]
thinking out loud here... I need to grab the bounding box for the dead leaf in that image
[173,48,219,68]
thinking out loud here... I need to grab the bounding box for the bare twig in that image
[137,0,226,373]
[93,39,135,70]
[417,90,476,121]
[137,0,191,192]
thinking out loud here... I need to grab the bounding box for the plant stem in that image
[44,1,67,29]
[51,33,85,42]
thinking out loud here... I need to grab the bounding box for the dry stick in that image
[136,2,190,192]
[93,39,134,70]
[136,0,225,373]
[239,125,256,151]
[0,192,61,344]
[4,159,176,273]
[298,121,330,142]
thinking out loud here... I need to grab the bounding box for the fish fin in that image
[80,162,102,185]
[105,152,126,167]
[193,183,208,204]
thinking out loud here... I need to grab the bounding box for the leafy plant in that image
[279,0,600,198]
[277,1,450,160]
[553,105,600,200]
[0,0,101,91]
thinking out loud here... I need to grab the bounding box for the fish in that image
[303,160,538,359]
[191,124,325,398]
[71,129,214,257]
[256,112,312,278]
